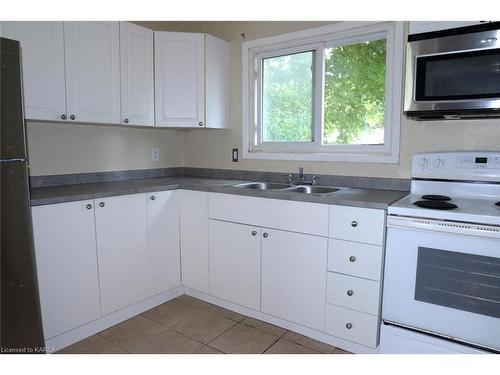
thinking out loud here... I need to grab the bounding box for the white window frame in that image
[242,21,404,163]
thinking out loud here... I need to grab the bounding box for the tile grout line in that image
[279,336,331,354]
[139,312,210,349]
[96,333,132,354]
[260,335,282,354]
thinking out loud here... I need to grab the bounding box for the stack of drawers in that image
[325,205,386,348]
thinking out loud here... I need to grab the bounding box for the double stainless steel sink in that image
[230,182,342,196]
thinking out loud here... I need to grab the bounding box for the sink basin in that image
[232,182,291,190]
[284,185,340,195]
[230,181,341,196]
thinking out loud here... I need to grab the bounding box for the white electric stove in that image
[381,152,500,353]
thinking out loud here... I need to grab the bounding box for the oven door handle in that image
[387,215,500,240]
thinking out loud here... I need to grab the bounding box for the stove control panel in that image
[412,152,500,181]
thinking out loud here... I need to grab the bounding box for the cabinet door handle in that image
[263,232,269,238]
[251,230,257,236]
[123,118,129,124]
[86,203,92,210]
[61,114,67,120]
[351,220,358,227]
[99,202,105,208]
[349,255,356,262]
[70,114,76,120]
[150,195,156,201]
[345,322,353,329]
[198,121,203,127]
[347,289,354,296]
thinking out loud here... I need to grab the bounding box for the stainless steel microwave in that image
[405,23,500,120]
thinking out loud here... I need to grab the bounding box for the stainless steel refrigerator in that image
[0,37,45,353]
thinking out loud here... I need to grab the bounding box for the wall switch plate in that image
[152,148,160,161]
[232,148,239,162]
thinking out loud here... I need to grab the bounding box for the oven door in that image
[383,216,500,351]
[405,28,500,117]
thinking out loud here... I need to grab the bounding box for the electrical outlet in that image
[232,148,239,162]
[152,148,160,162]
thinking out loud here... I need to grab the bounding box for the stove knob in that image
[418,158,428,168]
[434,158,444,168]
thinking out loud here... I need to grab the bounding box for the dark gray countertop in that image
[30,176,408,209]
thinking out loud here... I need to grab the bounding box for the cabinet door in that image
[64,21,121,124]
[179,190,209,292]
[209,220,261,310]
[1,21,66,121]
[261,229,327,330]
[120,22,154,126]
[146,190,180,295]
[31,200,100,339]
[94,194,150,315]
[205,34,229,129]
[154,32,205,127]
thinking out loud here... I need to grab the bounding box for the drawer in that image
[328,239,383,280]
[326,272,380,315]
[208,193,329,236]
[325,304,379,348]
[329,205,385,245]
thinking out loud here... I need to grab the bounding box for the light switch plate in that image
[232,148,239,162]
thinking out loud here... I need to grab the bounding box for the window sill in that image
[243,149,400,163]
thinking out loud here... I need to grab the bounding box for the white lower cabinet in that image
[32,200,101,339]
[326,272,380,315]
[146,190,181,296]
[179,190,209,292]
[208,220,261,310]
[94,194,151,315]
[325,304,379,348]
[261,229,328,331]
[32,191,387,353]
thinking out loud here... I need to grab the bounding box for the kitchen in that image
[1,0,500,372]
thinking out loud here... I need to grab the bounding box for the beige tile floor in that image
[58,295,352,354]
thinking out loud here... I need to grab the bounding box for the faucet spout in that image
[298,166,304,182]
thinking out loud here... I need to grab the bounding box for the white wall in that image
[26,21,500,178]
[27,122,184,176]
[138,21,500,179]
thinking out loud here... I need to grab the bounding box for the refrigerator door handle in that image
[0,158,26,162]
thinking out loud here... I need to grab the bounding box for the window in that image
[243,22,404,162]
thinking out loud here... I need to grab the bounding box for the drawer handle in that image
[347,289,354,296]
[251,230,257,236]
[351,220,358,227]
[263,232,269,238]
[346,322,353,329]
[99,202,105,208]
[349,255,356,262]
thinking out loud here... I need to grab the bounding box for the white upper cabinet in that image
[1,21,67,121]
[154,32,229,128]
[3,22,229,128]
[64,21,121,124]
[119,22,154,127]
[205,34,229,129]
[155,32,205,128]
